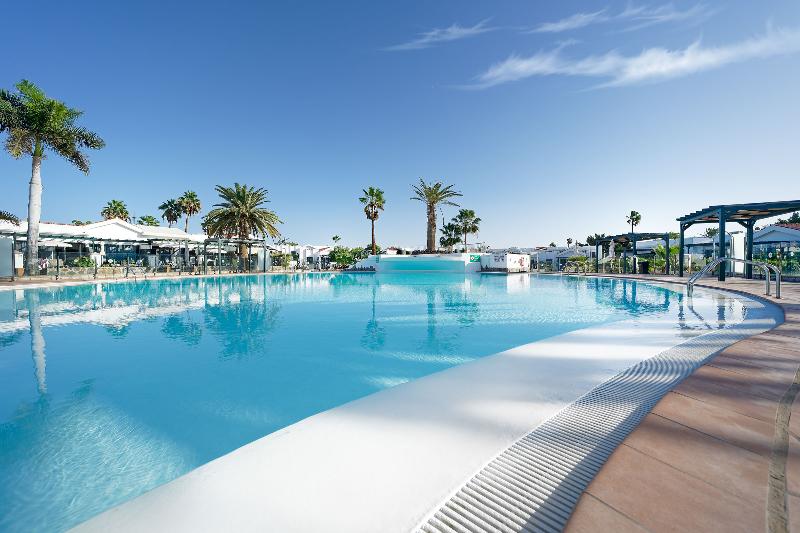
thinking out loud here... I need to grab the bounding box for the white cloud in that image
[531,3,713,34]
[619,3,715,31]
[532,10,609,33]
[474,26,800,88]
[386,19,494,51]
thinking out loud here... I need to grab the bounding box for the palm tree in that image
[178,190,201,233]
[159,199,182,227]
[332,235,341,246]
[439,222,461,252]
[410,179,462,252]
[452,209,481,252]
[626,210,642,234]
[359,187,385,255]
[567,237,573,248]
[1,210,19,225]
[0,80,105,275]
[204,183,282,259]
[101,200,130,221]
[137,215,160,226]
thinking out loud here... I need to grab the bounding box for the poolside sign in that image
[469,254,481,262]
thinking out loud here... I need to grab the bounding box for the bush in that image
[71,256,96,268]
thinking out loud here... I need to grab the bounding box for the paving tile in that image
[652,391,774,457]
[788,494,800,532]
[717,340,800,370]
[674,373,779,425]
[754,332,800,353]
[623,413,770,504]
[680,364,787,403]
[585,444,762,533]
[707,355,798,390]
[565,493,647,533]
[771,321,800,339]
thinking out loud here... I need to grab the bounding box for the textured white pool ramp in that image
[73,287,778,532]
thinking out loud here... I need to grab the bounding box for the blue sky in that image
[1,1,799,248]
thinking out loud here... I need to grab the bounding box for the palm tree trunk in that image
[184,216,191,264]
[463,230,468,253]
[427,205,436,252]
[371,219,376,255]
[25,153,43,276]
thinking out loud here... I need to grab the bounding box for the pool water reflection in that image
[0,273,711,531]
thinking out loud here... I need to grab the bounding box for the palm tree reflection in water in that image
[203,277,282,360]
[25,291,47,394]
[361,284,385,351]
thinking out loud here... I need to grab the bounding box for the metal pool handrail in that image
[687,257,781,299]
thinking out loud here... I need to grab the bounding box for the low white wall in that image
[480,253,530,272]
[354,253,482,273]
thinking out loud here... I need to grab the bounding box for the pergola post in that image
[745,221,754,279]
[718,208,726,281]
[664,233,670,275]
[217,238,222,274]
[632,235,638,274]
[679,225,685,277]
[203,243,207,275]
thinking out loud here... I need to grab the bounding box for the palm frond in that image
[0,210,19,225]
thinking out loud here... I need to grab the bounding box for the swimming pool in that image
[0,273,735,531]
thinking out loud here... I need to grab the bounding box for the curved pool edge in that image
[417,284,782,532]
[71,281,781,533]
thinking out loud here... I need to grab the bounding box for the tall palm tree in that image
[567,237,573,248]
[1,210,19,225]
[410,179,462,252]
[204,183,282,259]
[178,190,202,233]
[452,209,481,252]
[101,200,130,221]
[137,215,160,226]
[359,187,385,255]
[0,80,105,275]
[439,222,461,252]
[626,210,642,234]
[332,235,341,245]
[159,199,182,228]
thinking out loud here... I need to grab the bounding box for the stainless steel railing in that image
[687,257,781,298]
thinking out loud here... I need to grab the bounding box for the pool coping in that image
[562,274,800,533]
[68,278,781,533]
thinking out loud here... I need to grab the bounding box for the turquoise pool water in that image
[0,273,684,531]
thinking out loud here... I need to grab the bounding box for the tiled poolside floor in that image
[567,276,800,533]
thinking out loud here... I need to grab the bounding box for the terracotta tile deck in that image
[566,276,800,532]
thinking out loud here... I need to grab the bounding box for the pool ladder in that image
[687,257,781,299]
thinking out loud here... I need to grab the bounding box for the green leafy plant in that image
[411,179,462,252]
[71,256,95,268]
[0,80,105,274]
[359,187,385,255]
[101,200,130,221]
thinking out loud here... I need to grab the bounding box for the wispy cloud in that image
[531,3,713,34]
[619,3,715,31]
[473,25,800,88]
[532,10,609,33]
[385,19,494,51]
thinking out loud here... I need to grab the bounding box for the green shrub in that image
[71,256,96,268]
